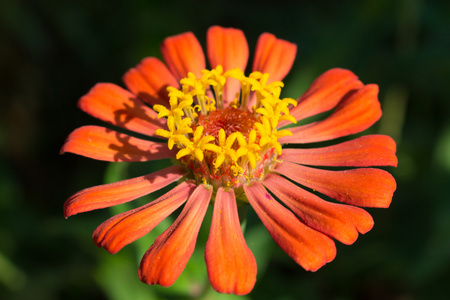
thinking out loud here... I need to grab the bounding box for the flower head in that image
[62,26,397,295]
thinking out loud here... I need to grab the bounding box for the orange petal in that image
[252,32,297,82]
[123,57,179,107]
[207,26,249,106]
[61,125,176,162]
[280,84,382,144]
[263,174,374,245]
[160,31,205,81]
[279,135,398,167]
[248,33,297,108]
[139,184,212,287]
[244,181,336,271]
[78,83,166,137]
[205,188,257,295]
[93,181,197,254]
[273,161,396,208]
[282,68,364,126]
[64,165,188,217]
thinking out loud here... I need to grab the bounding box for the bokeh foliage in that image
[1,0,450,299]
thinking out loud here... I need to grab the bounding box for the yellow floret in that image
[212,129,240,170]
[175,126,219,162]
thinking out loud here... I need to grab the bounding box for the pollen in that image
[154,65,297,190]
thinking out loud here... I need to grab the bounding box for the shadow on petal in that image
[78,83,167,137]
[61,125,176,162]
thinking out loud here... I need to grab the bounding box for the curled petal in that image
[139,184,212,287]
[205,188,257,295]
[93,181,197,254]
[279,135,398,167]
[161,31,206,81]
[123,57,179,107]
[78,83,166,137]
[263,174,374,245]
[281,84,382,144]
[64,165,188,217]
[61,125,177,162]
[273,161,396,208]
[283,68,364,126]
[207,26,249,106]
[244,181,336,271]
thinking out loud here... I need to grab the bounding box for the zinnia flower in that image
[62,26,397,295]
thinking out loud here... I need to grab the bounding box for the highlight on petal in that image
[64,165,188,218]
[263,174,374,245]
[161,31,206,81]
[280,84,382,144]
[93,181,197,254]
[284,68,364,125]
[207,26,249,106]
[123,57,180,107]
[61,125,177,162]
[78,83,166,137]
[244,181,336,271]
[279,135,398,167]
[139,184,212,287]
[205,188,257,295]
[273,161,396,208]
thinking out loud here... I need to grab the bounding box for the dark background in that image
[1,0,450,299]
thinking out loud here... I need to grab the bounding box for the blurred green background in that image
[1,0,449,299]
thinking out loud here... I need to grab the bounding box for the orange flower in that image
[62,26,397,295]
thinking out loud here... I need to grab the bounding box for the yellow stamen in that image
[155,116,193,150]
[213,129,239,169]
[176,126,219,161]
[154,66,297,188]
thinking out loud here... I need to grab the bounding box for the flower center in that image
[197,108,257,143]
[153,66,297,191]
